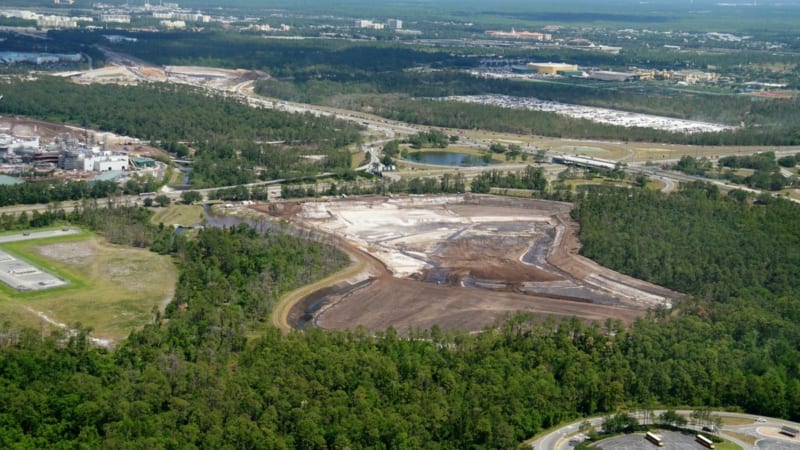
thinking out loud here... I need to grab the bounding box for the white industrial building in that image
[60,150,128,172]
[354,19,385,30]
[0,135,39,155]
[100,14,131,23]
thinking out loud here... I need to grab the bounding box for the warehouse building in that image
[527,62,579,75]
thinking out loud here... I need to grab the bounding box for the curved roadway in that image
[527,410,800,450]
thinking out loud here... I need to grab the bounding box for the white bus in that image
[645,431,664,447]
[696,433,715,449]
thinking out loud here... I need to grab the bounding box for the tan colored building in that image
[672,70,719,84]
[527,62,579,75]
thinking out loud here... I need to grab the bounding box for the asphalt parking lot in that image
[758,437,800,449]
[595,431,703,450]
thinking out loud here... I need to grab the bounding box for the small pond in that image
[405,151,494,166]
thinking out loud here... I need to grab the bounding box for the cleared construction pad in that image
[0,249,67,291]
[0,229,80,291]
[263,195,683,334]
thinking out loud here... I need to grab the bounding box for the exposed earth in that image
[258,194,684,334]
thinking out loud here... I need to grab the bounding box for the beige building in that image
[527,62,579,75]
[672,70,719,84]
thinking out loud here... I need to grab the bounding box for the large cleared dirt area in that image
[262,194,683,334]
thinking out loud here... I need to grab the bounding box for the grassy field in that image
[715,439,743,450]
[0,232,176,343]
[150,204,206,226]
[724,431,757,446]
[720,416,757,426]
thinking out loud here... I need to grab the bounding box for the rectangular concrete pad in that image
[0,229,78,291]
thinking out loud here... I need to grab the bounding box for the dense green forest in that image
[0,179,118,207]
[0,77,363,187]
[1,185,800,447]
[673,153,799,191]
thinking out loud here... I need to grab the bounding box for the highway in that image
[527,410,800,450]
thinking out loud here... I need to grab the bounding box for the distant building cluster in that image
[0,51,82,65]
[507,61,719,85]
[245,23,291,32]
[353,19,402,30]
[152,11,210,23]
[1,0,214,31]
[485,28,552,41]
[100,14,130,24]
[0,9,92,29]
[160,20,186,29]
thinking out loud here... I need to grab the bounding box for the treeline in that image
[573,183,800,302]
[281,172,468,198]
[87,31,474,77]
[0,201,172,249]
[674,153,798,191]
[0,179,118,207]
[0,77,363,188]
[408,130,451,149]
[470,166,548,193]
[0,175,169,208]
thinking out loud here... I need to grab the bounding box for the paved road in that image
[528,411,800,450]
[0,228,80,244]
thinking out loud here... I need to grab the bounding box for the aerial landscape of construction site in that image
[5,0,800,447]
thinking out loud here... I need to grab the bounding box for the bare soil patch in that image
[262,194,683,334]
[35,241,96,265]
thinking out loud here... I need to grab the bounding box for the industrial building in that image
[130,157,156,168]
[100,14,131,23]
[486,29,552,41]
[386,19,402,30]
[0,134,39,155]
[353,19,384,30]
[527,62,579,75]
[59,150,128,172]
[551,154,618,170]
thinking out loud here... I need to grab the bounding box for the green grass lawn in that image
[150,204,206,226]
[715,439,743,450]
[0,232,176,343]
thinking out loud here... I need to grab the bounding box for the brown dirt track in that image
[261,195,683,334]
